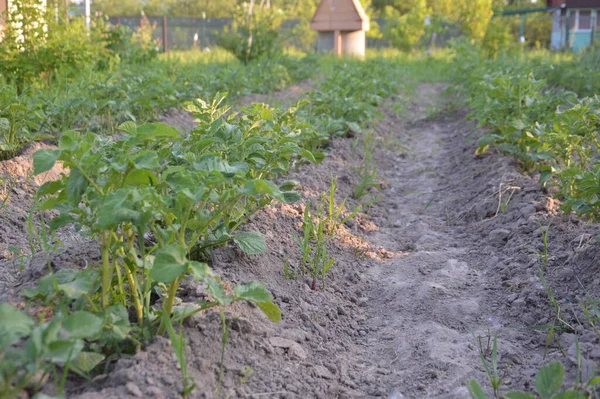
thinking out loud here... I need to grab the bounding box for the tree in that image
[92,0,143,16]
[457,0,493,42]
[382,0,430,51]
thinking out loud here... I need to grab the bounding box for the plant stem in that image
[124,262,144,329]
[158,276,180,335]
[101,233,112,309]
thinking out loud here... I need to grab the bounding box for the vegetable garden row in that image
[450,44,600,398]
[0,52,430,397]
[453,45,600,224]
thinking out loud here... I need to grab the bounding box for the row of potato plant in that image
[453,45,600,221]
[1,57,408,398]
[0,54,318,160]
[2,96,306,397]
[453,45,600,398]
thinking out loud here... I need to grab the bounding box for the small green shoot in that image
[537,219,553,269]
[353,131,381,203]
[473,330,501,398]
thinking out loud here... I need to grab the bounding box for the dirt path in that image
[358,85,491,398]
[360,83,597,397]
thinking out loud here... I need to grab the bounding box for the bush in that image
[0,2,158,92]
[0,4,110,92]
[217,4,284,64]
[104,16,160,65]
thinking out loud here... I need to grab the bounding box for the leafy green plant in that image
[0,87,47,158]
[469,360,600,399]
[295,178,360,291]
[537,219,552,269]
[0,303,117,399]
[17,90,323,394]
[354,132,381,201]
[283,261,297,281]
[473,331,502,398]
[324,178,361,236]
[297,201,335,291]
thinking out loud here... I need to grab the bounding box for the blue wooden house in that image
[549,0,600,50]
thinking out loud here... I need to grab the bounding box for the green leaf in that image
[467,380,488,399]
[58,131,80,152]
[233,232,267,255]
[323,258,334,276]
[118,121,138,135]
[257,302,282,322]
[188,261,211,281]
[37,180,64,196]
[47,339,84,363]
[280,180,300,191]
[49,213,75,230]
[300,148,317,163]
[58,272,94,299]
[234,281,273,303]
[97,190,140,229]
[243,179,284,201]
[0,117,9,131]
[133,150,160,170]
[33,149,60,175]
[539,170,553,187]
[66,167,88,205]
[63,311,103,339]
[477,134,503,148]
[150,244,188,283]
[588,376,600,386]
[282,191,301,204]
[207,278,232,306]
[194,156,249,177]
[0,304,34,349]
[346,121,362,134]
[535,362,564,399]
[70,351,105,374]
[511,119,529,131]
[172,306,202,322]
[505,393,537,399]
[101,305,131,341]
[125,169,158,186]
[136,123,181,139]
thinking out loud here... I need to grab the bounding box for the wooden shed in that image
[311,0,370,58]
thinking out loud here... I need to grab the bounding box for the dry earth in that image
[1,83,599,398]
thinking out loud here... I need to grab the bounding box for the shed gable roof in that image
[311,0,370,32]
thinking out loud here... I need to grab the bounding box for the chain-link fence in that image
[108,16,311,51]
[107,15,557,53]
[108,16,397,52]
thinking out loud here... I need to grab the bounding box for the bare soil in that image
[1,83,599,398]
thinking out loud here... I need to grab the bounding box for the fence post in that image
[162,16,168,53]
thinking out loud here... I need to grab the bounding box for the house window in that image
[578,10,592,30]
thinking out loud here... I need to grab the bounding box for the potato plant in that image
[3,92,337,395]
